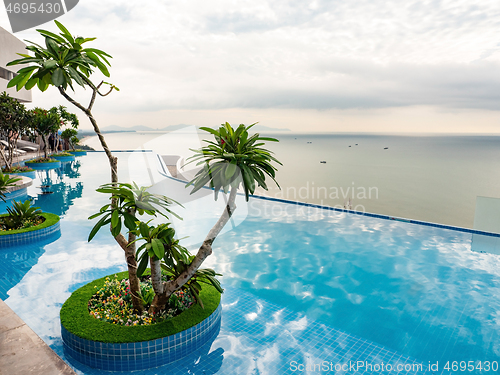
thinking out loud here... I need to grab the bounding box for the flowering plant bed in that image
[0,212,59,236]
[60,271,221,343]
[0,215,44,232]
[2,166,35,173]
[52,153,76,162]
[24,158,62,170]
[25,157,59,163]
[88,274,195,326]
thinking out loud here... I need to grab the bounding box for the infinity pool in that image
[1,152,500,375]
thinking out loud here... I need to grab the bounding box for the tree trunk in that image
[125,232,143,312]
[155,187,238,307]
[58,87,142,313]
[41,134,48,158]
[148,256,164,313]
[0,148,9,171]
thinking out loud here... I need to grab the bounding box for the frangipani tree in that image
[6,21,149,311]
[7,22,282,316]
[142,122,281,312]
[89,122,282,314]
[0,92,30,171]
[60,128,78,150]
[177,123,281,291]
[31,106,78,158]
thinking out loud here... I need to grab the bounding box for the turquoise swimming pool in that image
[1,152,499,374]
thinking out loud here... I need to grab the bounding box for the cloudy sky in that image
[1,0,500,132]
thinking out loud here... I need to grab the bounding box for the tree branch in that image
[163,187,238,295]
[58,87,88,114]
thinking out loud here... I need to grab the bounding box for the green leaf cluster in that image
[0,92,30,136]
[0,170,21,202]
[0,200,42,229]
[132,221,224,308]
[88,182,181,240]
[186,122,282,201]
[6,20,115,92]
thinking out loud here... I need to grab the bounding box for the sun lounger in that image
[19,146,38,152]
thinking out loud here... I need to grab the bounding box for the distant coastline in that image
[78,123,291,137]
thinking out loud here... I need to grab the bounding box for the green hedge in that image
[60,271,221,343]
[0,212,60,236]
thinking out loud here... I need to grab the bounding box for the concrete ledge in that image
[5,175,32,193]
[0,299,76,375]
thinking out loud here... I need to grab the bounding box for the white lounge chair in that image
[20,146,38,152]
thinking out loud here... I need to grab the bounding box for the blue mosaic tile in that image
[0,220,61,248]
[3,187,28,200]
[62,304,222,371]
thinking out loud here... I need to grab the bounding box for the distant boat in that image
[384,147,389,150]
[355,144,358,145]
[349,145,351,147]
[307,141,312,144]
[320,161,326,164]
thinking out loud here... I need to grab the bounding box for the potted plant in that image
[0,171,60,246]
[24,156,61,170]
[0,92,31,171]
[61,128,87,155]
[51,151,76,162]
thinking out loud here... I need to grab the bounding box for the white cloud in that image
[1,0,500,131]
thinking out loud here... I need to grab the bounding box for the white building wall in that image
[0,26,32,102]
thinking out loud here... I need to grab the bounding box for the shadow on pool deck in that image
[0,299,76,375]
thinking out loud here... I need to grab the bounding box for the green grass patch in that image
[60,271,221,343]
[2,166,35,173]
[25,158,59,164]
[0,212,60,236]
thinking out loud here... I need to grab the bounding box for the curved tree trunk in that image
[152,187,238,311]
[58,87,143,313]
[41,134,48,158]
[148,256,167,313]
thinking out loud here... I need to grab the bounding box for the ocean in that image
[82,129,500,229]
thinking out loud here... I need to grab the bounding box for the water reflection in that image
[31,161,83,216]
[0,232,61,299]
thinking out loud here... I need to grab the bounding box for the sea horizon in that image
[82,130,500,229]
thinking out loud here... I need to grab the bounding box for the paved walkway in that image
[0,299,76,375]
[0,151,40,168]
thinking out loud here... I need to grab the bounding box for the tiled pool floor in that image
[54,287,431,375]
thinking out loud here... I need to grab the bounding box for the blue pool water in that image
[1,152,500,374]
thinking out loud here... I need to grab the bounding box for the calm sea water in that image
[83,130,500,228]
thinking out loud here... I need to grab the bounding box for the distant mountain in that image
[100,124,291,132]
[100,125,137,132]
